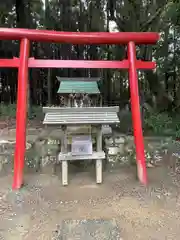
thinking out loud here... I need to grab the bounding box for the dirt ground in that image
[0,164,180,240]
[0,119,180,239]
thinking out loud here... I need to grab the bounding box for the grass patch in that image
[0,104,43,120]
[144,111,180,138]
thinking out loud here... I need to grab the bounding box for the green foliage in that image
[31,105,44,119]
[144,112,180,138]
[144,112,172,134]
[0,104,42,119]
[1,103,180,139]
[0,104,17,118]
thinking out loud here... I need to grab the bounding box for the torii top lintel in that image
[0,28,159,44]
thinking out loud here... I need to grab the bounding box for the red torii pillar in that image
[0,28,160,189]
[128,42,147,183]
[13,38,30,189]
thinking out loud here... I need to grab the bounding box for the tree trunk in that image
[47,68,51,105]
[45,0,52,105]
[15,0,32,116]
[15,0,28,28]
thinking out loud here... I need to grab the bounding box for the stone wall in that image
[0,126,179,174]
[103,134,175,168]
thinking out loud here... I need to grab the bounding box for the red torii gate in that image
[0,28,160,189]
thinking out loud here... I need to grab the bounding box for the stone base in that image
[56,219,121,240]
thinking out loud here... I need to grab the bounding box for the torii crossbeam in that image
[0,28,160,189]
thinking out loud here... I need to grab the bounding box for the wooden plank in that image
[56,77,101,82]
[66,125,91,135]
[58,151,105,161]
[43,106,119,113]
[67,134,96,145]
[96,125,103,184]
[43,113,120,125]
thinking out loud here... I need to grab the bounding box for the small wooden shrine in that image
[56,77,102,107]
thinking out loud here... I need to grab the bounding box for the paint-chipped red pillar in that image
[128,41,147,185]
[13,38,30,189]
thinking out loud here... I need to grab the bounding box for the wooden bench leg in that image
[96,125,103,184]
[96,159,102,184]
[61,125,68,186]
[62,160,68,186]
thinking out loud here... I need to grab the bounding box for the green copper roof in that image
[57,81,100,94]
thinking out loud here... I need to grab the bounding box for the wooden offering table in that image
[43,106,119,185]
